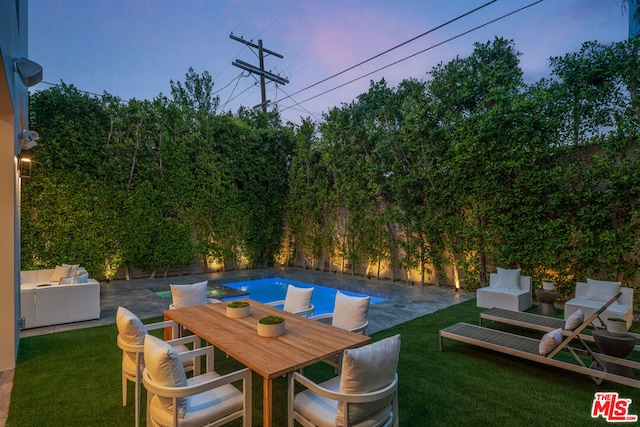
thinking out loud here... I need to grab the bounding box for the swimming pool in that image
[222,277,385,315]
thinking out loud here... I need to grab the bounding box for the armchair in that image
[564,279,634,328]
[116,307,200,427]
[143,335,252,427]
[289,334,400,427]
[266,284,315,317]
[476,267,533,312]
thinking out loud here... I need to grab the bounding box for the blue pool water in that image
[222,277,385,315]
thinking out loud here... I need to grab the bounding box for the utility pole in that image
[230,33,289,112]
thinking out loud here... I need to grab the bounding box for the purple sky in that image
[28,0,630,124]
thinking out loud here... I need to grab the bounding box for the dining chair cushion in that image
[170,281,208,308]
[144,335,188,418]
[585,279,620,303]
[283,285,314,313]
[336,334,400,425]
[538,328,563,355]
[564,309,584,331]
[494,267,522,289]
[332,291,370,331]
[116,306,148,345]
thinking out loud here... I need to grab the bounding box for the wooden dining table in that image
[164,299,371,427]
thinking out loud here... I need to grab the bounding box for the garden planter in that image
[226,301,251,318]
[257,316,285,337]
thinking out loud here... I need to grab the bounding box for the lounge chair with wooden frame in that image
[439,293,640,389]
[479,307,640,352]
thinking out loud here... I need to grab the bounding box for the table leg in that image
[263,378,273,427]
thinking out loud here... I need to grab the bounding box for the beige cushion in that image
[564,309,584,331]
[144,335,188,418]
[336,334,400,425]
[494,267,521,289]
[116,307,148,345]
[59,276,74,285]
[586,279,620,303]
[62,263,80,278]
[539,328,563,355]
[170,281,208,308]
[50,265,71,283]
[332,291,370,331]
[283,285,313,313]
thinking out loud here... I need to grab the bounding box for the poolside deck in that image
[19,266,474,338]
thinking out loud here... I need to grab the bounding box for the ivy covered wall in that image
[21,38,640,304]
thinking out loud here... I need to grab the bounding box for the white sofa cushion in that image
[62,263,80,278]
[144,335,188,418]
[170,281,208,308]
[337,334,400,425]
[494,267,522,289]
[585,279,620,303]
[332,291,370,331]
[283,285,314,313]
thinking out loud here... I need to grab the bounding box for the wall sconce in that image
[19,154,32,179]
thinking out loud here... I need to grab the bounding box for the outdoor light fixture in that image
[14,57,43,87]
[19,129,39,149]
[19,153,32,179]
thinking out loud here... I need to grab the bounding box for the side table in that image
[592,329,636,378]
[535,289,559,315]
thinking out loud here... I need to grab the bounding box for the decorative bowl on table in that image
[257,316,285,337]
[226,301,251,318]
[605,318,628,337]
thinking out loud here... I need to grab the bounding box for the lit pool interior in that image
[222,277,385,315]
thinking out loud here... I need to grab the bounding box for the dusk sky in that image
[28,0,631,124]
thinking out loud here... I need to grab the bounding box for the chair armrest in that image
[146,320,180,339]
[310,313,333,322]
[292,304,314,317]
[167,335,201,349]
[291,371,398,403]
[143,367,251,398]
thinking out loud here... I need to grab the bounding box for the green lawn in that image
[7,299,640,426]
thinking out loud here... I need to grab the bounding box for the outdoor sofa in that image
[20,265,100,329]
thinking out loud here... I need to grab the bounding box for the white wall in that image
[0,0,29,372]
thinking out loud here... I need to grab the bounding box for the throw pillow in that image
[59,276,74,285]
[337,334,400,425]
[283,284,314,313]
[170,281,208,308]
[494,267,521,289]
[539,328,563,355]
[332,291,370,331]
[144,335,188,418]
[73,273,89,284]
[62,263,80,278]
[50,265,71,283]
[564,309,584,331]
[585,279,620,303]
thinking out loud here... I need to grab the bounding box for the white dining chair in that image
[266,284,315,317]
[289,334,400,427]
[116,307,200,427]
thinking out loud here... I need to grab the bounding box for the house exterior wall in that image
[0,0,29,372]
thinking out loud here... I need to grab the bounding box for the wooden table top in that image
[164,299,371,379]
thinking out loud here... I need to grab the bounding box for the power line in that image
[279,0,544,113]
[278,0,499,105]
